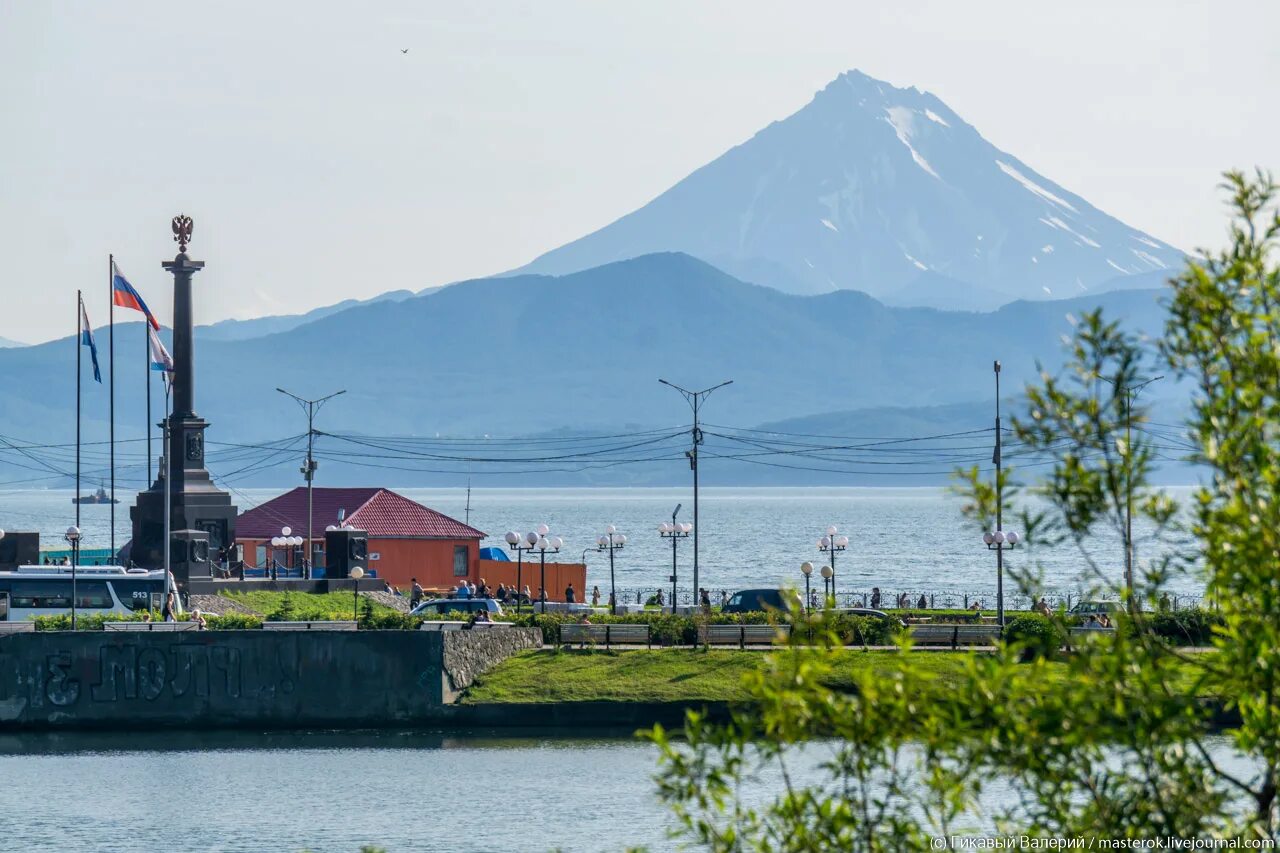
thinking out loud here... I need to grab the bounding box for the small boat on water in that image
[73,484,119,505]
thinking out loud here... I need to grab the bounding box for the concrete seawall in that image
[0,628,541,731]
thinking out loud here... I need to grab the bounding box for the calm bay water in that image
[0,486,1204,602]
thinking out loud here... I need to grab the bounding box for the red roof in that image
[236,487,485,541]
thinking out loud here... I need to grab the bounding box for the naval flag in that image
[79,298,102,383]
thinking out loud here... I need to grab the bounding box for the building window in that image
[453,545,468,577]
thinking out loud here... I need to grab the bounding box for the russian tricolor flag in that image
[111,261,160,330]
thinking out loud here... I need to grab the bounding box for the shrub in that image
[33,612,146,631]
[1147,608,1222,646]
[205,613,263,630]
[1002,614,1066,660]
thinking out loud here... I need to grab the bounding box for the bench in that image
[0,622,36,634]
[910,623,1002,648]
[104,621,199,632]
[262,621,358,631]
[558,623,651,649]
[700,623,790,649]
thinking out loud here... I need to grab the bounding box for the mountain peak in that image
[515,73,1183,310]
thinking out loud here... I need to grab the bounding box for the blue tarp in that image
[478,547,510,562]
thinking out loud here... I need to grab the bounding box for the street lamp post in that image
[270,527,303,580]
[276,387,346,579]
[817,526,847,606]
[597,525,626,614]
[800,561,814,613]
[984,528,1021,628]
[504,530,538,615]
[534,526,562,614]
[64,526,81,629]
[349,566,364,625]
[658,505,691,613]
[658,378,732,608]
[819,564,833,606]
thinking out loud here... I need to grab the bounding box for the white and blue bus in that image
[0,566,180,622]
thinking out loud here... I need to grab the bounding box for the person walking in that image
[870,587,882,609]
[565,583,576,604]
[410,578,424,609]
[591,586,601,607]
[162,591,177,623]
[916,594,928,610]
[700,588,712,614]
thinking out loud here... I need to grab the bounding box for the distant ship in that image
[73,485,119,505]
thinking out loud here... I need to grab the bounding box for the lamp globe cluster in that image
[983,529,1021,546]
[659,521,692,535]
[271,526,304,549]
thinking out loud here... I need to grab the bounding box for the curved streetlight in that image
[597,525,626,614]
[817,526,848,606]
[64,525,82,629]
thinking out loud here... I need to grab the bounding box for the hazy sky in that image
[2,1,1275,343]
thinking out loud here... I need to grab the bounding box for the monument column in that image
[129,215,237,574]
[167,216,201,420]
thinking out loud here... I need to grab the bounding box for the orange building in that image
[235,487,585,594]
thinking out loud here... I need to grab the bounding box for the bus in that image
[0,566,180,622]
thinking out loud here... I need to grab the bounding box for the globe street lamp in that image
[349,565,365,625]
[817,526,848,605]
[535,528,562,613]
[64,525,81,629]
[597,525,626,614]
[983,528,1020,628]
[270,527,303,580]
[658,506,691,613]
[504,531,537,614]
[800,561,814,613]
[819,564,833,607]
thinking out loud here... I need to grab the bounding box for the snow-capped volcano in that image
[515,70,1183,309]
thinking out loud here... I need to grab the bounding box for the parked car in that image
[409,598,504,617]
[1069,600,1121,616]
[722,588,801,614]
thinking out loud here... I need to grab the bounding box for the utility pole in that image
[1098,374,1162,603]
[277,388,346,579]
[659,378,732,603]
[994,360,1005,629]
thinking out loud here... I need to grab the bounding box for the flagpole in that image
[146,329,152,484]
[76,291,82,529]
[163,380,171,614]
[108,254,116,557]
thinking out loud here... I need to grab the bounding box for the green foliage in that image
[32,611,147,631]
[648,173,1280,846]
[1147,607,1223,646]
[204,612,263,630]
[1002,614,1066,660]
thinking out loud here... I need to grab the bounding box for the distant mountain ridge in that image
[515,70,1183,310]
[0,252,1176,491]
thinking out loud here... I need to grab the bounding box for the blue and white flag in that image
[80,299,102,383]
[148,325,173,380]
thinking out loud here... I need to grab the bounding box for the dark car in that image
[722,588,800,614]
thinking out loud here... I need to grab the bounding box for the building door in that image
[453,545,468,577]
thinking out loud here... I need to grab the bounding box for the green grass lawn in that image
[216,589,396,619]
[462,648,1011,704]
[462,647,1218,705]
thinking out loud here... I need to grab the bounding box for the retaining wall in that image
[0,629,526,731]
[441,627,542,702]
